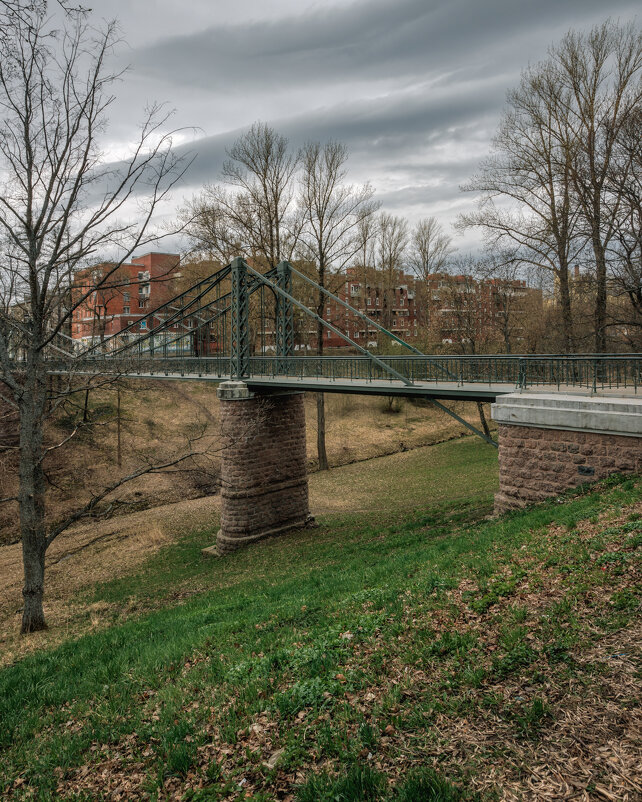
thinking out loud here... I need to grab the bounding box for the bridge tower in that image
[213,261,313,555]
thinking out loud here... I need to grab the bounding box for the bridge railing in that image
[51,352,642,393]
[507,355,641,392]
[245,354,641,391]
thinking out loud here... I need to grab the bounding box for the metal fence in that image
[62,353,642,393]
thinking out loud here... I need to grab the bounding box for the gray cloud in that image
[171,73,505,189]
[93,0,641,254]
[131,0,637,94]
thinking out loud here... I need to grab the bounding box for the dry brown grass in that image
[0,380,491,663]
[309,392,485,468]
[0,495,221,665]
[0,381,489,546]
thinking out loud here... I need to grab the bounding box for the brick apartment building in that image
[71,253,541,355]
[72,252,181,349]
[318,268,539,351]
[320,268,418,348]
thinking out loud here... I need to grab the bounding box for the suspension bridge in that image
[38,256,636,447]
[36,257,638,394]
[11,257,642,554]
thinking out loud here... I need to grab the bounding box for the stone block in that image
[492,396,641,514]
[205,387,312,556]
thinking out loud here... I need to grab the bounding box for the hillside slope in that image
[0,380,494,545]
[0,472,639,800]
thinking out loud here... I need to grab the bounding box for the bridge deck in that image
[101,371,640,401]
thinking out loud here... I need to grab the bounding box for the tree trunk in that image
[316,284,329,471]
[502,311,512,355]
[19,362,48,634]
[316,392,329,471]
[83,387,90,423]
[593,238,608,353]
[476,402,491,439]
[117,386,122,468]
[558,264,574,353]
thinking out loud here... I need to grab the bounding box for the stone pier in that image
[492,393,642,513]
[213,381,312,556]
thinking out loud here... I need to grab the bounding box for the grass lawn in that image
[0,448,640,799]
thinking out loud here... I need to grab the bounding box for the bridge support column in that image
[492,393,642,513]
[213,381,312,556]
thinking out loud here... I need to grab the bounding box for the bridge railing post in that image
[230,257,250,380]
[517,357,526,391]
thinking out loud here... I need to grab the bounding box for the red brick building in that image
[319,268,418,348]
[72,254,541,355]
[72,252,181,349]
[314,268,539,352]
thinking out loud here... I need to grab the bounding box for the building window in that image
[354,331,359,338]
[140,320,147,330]
[123,306,130,315]
[367,298,371,306]
[400,298,405,306]
[123,292,130,303]
[327,330,331,339]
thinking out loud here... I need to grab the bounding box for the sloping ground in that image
[0,380,492,545]
[0,496,221,664]
[0,436,497,665]
[0,473,639,800]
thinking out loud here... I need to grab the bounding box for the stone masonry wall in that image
[216,391,310,555]
[495,424,642,513]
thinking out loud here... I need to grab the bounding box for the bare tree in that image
[0,3,194,633]
[461,20,642,353]
[298,140,378,470]
[431,255,493,436]
[376,213,408,332]
[178,195,243,266]
[459,60,583,353]
[553,22,642,352]
[408,217,453,279]
[605,106,642,347]
[353,209,379,323]
[473,251,534,354]
[184,123,301,271]
[407,216,453,332]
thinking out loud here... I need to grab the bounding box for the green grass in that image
[0,463,640,800]
[309,436,499,515]
[92,435,499,611]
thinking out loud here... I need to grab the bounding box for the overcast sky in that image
[95,0,640,254]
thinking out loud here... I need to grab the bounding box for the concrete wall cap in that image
[492,392,642,438]
[494,393,642,415]
[217,381,253,400]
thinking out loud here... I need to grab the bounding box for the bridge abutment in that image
[492,394,642,513]
[213,381,312,556]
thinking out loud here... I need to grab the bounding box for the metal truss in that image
[230,257,251,379]
[243,262,414,386]
[275,261,294,372]
[429,398,497,448]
